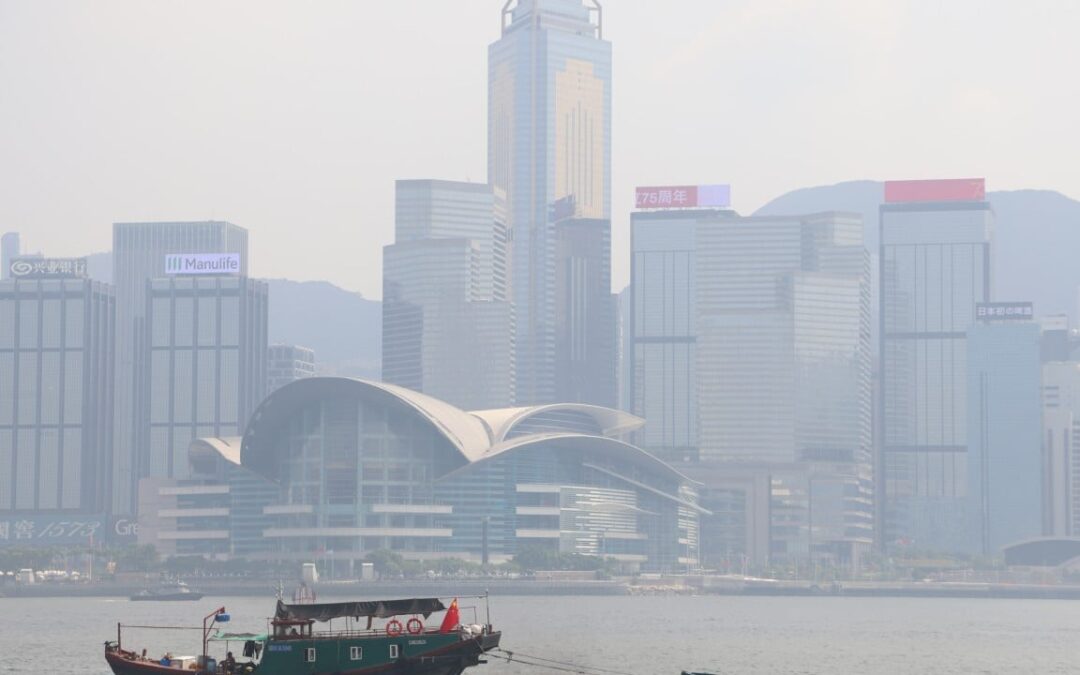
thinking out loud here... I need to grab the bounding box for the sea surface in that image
[2,594,1077,674]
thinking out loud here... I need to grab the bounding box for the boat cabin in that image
[271,618,314,639]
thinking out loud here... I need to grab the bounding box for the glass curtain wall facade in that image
[630,209,726,463]
[0,277,114,514]
[489,0,611,405]
[693,212,873,563]
[966,319,1042,553]
[113,221,248,514]
[880,200,992,552]
[1042,362,1080,537]
[553,216,615,407]
[237,378,699,571]
[382,180,514,410]
[143,276,267,480]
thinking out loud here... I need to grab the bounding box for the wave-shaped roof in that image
[238,377,671,486]
[241,377,491,480]
[470,404,643,443]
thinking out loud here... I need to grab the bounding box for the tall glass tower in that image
[489,0,611,405]
[383,180,515,410]
[879,179,993,553]
[112,221,248,514]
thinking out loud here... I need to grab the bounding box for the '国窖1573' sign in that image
[164,253,241,276]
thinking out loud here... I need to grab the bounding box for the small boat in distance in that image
[105,595,500,675]
[129,580,205,602]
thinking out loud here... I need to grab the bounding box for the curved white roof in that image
[469,403,644,443]
[242,378,674,488]
[369,380,493,460]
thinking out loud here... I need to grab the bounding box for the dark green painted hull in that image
[106,631,501,675]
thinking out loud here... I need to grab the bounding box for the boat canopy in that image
[210,631,268,642]
[274,598,446,623]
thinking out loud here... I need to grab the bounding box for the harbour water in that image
[3,594,1077,674]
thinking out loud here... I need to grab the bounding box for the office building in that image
[553,212,616,407]
[1042,361,1080,537]
[0,261,114,515]
[879,178,993,553]
[383,180,514,410]
[629,199,737,463]
[268,344,316,393]
[489,0,611,405]
[143,275,267,480]
[629,189,872,567]
[137,377,701,571]
[966,305,1042,553]
[112,221,248,513]
[695,210,873,564]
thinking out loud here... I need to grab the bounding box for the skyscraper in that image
[630,205,736,462]
[489,0,611,405]
[693,211,873,564]
[112,221,248,514]
[143,275,267,480]
[695,213,871,466]
[553,212,615,407]
[966,305,1042,553]
[0,262,114,515]
[879,178,992,553]
[1042,361,1080,536]
[382,180,514,410]
[630,189,872,566]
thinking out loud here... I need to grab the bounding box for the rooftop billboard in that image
[884,178,986,203]
[9,257,88,279]
[635,184,731,209]
[164,253,241,276]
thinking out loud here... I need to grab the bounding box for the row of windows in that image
[0,297,87,349]
[303,645,395,662]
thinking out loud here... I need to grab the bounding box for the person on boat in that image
[222,651,236,674]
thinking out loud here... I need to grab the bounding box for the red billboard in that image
[635,184,730,209]
[884,178,985,203]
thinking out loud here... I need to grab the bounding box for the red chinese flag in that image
[439,598,460,633]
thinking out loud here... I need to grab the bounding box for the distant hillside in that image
[756,181,1080,319]
[265,278,381,379]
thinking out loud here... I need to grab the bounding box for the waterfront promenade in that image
[7,575,1080,600]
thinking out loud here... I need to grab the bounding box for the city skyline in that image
[0,0,1076,569]
[2,0,1078,299]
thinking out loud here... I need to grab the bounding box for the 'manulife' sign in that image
[165,253,241,276]
[9,257,88,279]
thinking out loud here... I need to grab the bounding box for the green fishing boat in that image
[104,595,500,675]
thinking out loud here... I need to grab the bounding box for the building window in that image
[389,645,399,659]
[305,648,316,663]
[350,646,362,661]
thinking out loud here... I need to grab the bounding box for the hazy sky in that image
[2,0,1077,298]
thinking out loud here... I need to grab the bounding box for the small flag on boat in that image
[439,598,460,633]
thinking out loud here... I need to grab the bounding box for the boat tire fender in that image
[407,618,423,635]
[387,619,404,637]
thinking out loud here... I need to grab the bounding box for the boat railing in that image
[287,626,449,640]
